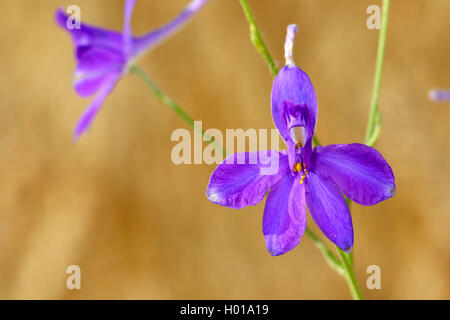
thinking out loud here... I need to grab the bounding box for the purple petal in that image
[131,0,210,57]
[312,144,395,205]
[73,72,121,141]
[123,0,137,58]
[55,9,123,52]
[74,47,124,97]
[75,47,122,74]
[263,174,306,256]
[207,151,289,209]
[305,172,354,252]
[55,9,126,97]
[286,139,297,172]
[271,65,318,145]
[73,69,121,98]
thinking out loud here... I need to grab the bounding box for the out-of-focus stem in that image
[130,65,226,157]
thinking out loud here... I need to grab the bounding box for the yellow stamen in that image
[300,170,309,184]
[293,162,303,172]
[300,175,305,184]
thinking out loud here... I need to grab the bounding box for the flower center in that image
[292,162,309,184]
[293,162,303,172]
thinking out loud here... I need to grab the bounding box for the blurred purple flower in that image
[429,89,450,102]
[206,25,395,256]
[55,0,209,140]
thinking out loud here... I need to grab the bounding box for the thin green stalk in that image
[365,0,390,146]
[306,228,344,275]
[338,197,362,299]
[338,0,390,299]
[130,65,226,157]
[240,0,278,76]
[130,65,195,130]
[337,248,363,300]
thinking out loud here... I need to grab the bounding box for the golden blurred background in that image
[0,0,449,299]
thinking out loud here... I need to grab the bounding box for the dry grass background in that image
[0,0,449,299]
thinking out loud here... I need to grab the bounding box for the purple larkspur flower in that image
[206,25,395,256]
[55,0,210,140]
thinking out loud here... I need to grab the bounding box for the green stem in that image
[340,197,362,299]
[130,65,226,157]
[306,228,344,276]
[365,0,390,146]
[239,0,278,76]
[130,65,195,129]
[339,1,390,300]
[337,248,363,300]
